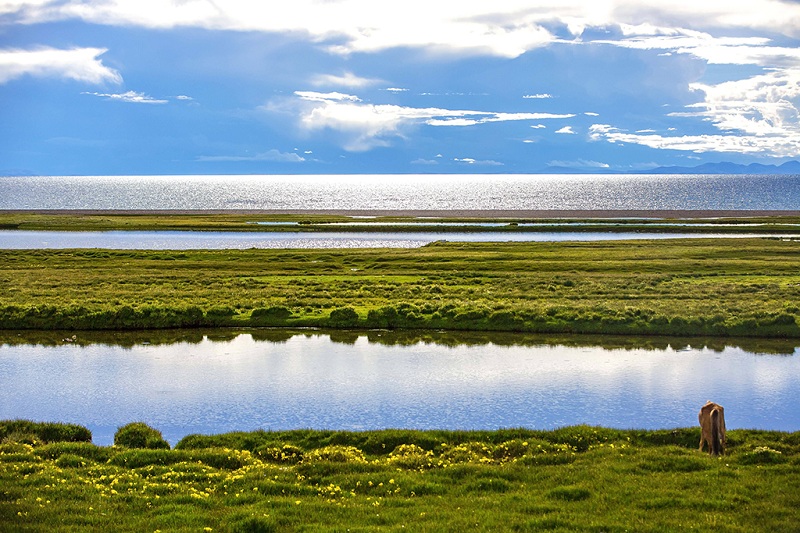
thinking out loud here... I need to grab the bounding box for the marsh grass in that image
[2,421,799,532]
[2,212,800,234]
[2,239,800,337]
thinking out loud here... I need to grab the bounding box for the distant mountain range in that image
[3,160,799,177]
[544,160,800,175]
[646,160,800,175]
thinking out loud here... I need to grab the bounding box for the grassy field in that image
[1,238,800,336]
[1,421,798,532]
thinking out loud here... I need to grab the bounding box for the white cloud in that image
[674,69,800,137]
[5,1,799,57]
[271,91,575,151]
[586,67,800,157]
[531,124,546,129]
[311,71,382,88]
[385,87,408,93]
[584,112,599,116]
[523,93,552,99]
[454,157,503,166]
[197,149,305,162]
[589,123,800,157]
[294,91,361,102]
[176,94,193,100]
[555,126,576,134]
[83,90,167,104]
[0,47,121,84]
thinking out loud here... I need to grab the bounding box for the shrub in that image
[327,307,359,326]
[256,444,304,464]
[250,306,292,324]
[387,444,436,470]
[114,422,170,449]
[738,446,786,465]
[440,442,493,464]
[55,453,90,468]
[34,442,111,463]
[0,420,91,444]
[303,445,367,463]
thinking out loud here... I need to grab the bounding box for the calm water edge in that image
[0,229,785,249]
[1,330,797,445]
[2,174,800,210]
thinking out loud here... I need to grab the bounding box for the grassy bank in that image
[2,212,800,233]
[2,239,800,337]
[2,421,798,532]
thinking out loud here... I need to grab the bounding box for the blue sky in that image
[1,0,799,175]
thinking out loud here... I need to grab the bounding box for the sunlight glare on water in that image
[2,174,800,210]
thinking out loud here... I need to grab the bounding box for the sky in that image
[1,0,800,175]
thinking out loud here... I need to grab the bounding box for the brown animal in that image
[698,401,726,455]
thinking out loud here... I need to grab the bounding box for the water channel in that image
[1,329,797,446]
[1,230,796,249]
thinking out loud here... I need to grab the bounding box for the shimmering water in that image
[1,330,797,445]
[0,229,784,249]
[2,174,799,210]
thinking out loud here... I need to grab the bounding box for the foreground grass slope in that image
[2,421,799,532]
[2,239,800,336]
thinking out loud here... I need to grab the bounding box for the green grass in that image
[2,238,800,336]
[1,212,800,233]
[2,422,799,532]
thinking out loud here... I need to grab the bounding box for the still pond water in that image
[1,330,797,446]
[0,229,781,249]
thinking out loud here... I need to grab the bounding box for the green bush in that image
[302,445,367,463]
[250,306,292,323]
[327,307,359,326]
[0,420,92,444]
[114,422,170,449]
[256,444,304,464]
[54,453,90,468]
[738,446,786,465]
[34,442,112,463]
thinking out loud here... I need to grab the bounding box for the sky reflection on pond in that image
[1,330,797,446]
[1,229,795,249]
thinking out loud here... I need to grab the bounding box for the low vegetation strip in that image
[1,421,798,532]
[2,239,800,337]
[2,212,800,232]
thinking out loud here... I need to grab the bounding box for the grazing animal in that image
[698,401,726,455]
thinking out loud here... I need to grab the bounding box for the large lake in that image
[2,174,800,211]
[1,330,797,446]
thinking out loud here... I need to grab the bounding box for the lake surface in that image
[1,229,788,249]
[2,174,800,211]
[1,330,797,446]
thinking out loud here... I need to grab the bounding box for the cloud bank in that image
[271,91,575,151]
[0,47,121,84]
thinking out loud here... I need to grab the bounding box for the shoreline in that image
[2,208,800,218]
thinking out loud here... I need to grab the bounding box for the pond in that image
[0,229,794,249]
[1,329,797,446]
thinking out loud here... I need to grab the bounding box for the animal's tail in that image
[710,408,721,456]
